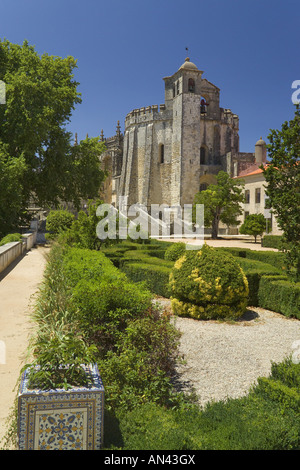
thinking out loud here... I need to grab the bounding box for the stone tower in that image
[110,58,255,210]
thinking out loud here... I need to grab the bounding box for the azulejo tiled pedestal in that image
[17,364,104,450]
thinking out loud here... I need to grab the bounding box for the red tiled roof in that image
[237,163,268,178]
[236,160,299,178]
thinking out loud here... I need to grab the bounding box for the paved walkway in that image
[0,246,48,445]
[160,237,278,251]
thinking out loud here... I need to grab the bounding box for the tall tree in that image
[263,105,300,280]
[193,171,244,239]
[0,142,27,237]
[0,39,106,233]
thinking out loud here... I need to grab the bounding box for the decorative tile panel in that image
[18,364,104,450]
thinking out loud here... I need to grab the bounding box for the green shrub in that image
[25,333,97,391]
[69,276,153,356]
[252,358,300,413]
[100,245,137,267]
[99,350,175,413]
[99,309,182,413]
[62,247,123,287]
[164,242,186,261]
[269,357,300,389]
[146,249,166,259]
[217,247,286,271]
[119,309,182,377]
[0,232,22,245]
[253,377,300,413]
[101,242,167,266]
[118,358,300,450]
[169,244,249,320]
[258,275,300,318]
[46,209,74,238]
[121,262,172,298]
[234,258,281,306]
[118,402,198,450]
[26,243,98,391]
[262,235,283,249]
[121,249,173,267]
[217,247,249,258]
[118,391,300,450]
[244,250,287,272]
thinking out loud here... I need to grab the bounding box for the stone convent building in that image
[100,57,266,212]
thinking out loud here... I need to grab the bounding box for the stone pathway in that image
[0,246,48,445]
[161,237,278,251]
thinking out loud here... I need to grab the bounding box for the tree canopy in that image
[193,171,244,239]
[263,105,300,279]
[0,39,106,236]
[239,213,266,243]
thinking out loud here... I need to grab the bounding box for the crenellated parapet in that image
[220,108,239,129]
[125,104,170,128]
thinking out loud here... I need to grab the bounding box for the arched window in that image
[200,147,206,164]
[199,183,208,192]
[188,78,195,93]
[159,144,164,163]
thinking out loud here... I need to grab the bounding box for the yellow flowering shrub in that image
[169,244,249,320]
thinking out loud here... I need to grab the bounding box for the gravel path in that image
[156,298,300,408]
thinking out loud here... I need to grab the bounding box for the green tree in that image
[239,213,266,243]
[0,39,106,231]
[66,136,107,208]
[46,209,75,238]
[193,171,244,239]
[60,199,105,250]
[0,142,27,237]
[263,105,300,280]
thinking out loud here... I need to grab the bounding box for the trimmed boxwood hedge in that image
[234,258,281,306]
[261,235,283,249]
[101,242,300,318]
[122,252,282,308]
[121,262,172,298]
[117,357,300,450]
[146,249,167,259]
[258,275,300,319]
[101,241,168,266]
[217,247,287,272]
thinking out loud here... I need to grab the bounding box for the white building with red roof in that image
[235,138,283,235]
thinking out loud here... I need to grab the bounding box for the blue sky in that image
[0,0,299,152]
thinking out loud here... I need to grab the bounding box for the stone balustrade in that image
[21,232,36,251]
[0,242,23,274]
[0,232,37,274]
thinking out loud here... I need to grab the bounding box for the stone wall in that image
[0,242,23,274]
[0,233,37,275]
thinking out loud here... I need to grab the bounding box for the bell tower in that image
[163,58,205,205]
